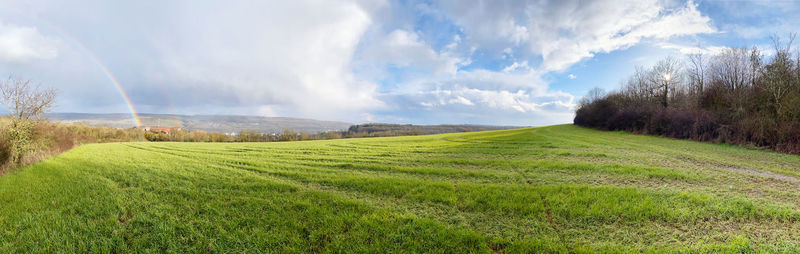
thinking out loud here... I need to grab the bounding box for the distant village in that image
[133,125,271,137]
[133,126,182,134]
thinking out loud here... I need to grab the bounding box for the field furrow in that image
[2,125,800,252]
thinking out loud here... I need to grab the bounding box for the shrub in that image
[574,38,800,155]
[574,97,618,129]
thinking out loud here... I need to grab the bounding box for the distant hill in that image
[48,113,353,134]
[347,123,522,136]
[47,113,522,136]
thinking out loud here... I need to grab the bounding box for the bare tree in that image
[749,46,764,88]
[0,77,57,164]
[649,56,682,107]
[761,34,796,119]
[587,87,605,101]
[621,65,654,105]
[687,53,706,95]
[710,47,757,92]
[708,47,762,117]
[0,77,56,122]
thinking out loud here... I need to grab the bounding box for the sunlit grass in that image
[1,124,800,252]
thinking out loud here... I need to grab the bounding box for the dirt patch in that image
[673,154,800,185]
[724,166,800,184]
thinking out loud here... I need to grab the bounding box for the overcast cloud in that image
[0,0,790,125]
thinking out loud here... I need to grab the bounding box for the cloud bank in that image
[0,0,727,125]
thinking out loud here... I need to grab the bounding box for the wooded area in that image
[575,35,800,154]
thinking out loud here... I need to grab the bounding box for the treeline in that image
[575,35,800,154]
[143,128,344,142]
[1,120,514,174]
[0,78,147,173]
[144,123,504,142]
[347,123,513,137]
[0,119,147,173]
[0,120,346,173]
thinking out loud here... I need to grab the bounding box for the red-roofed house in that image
[134,126,181,134]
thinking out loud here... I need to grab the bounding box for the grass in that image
[2,124,800,253]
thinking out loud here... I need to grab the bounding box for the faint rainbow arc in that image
[82,53,143,127]
[33,18,143,127]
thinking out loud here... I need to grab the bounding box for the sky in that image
[0,0,797,126]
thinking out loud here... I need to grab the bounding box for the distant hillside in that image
[347,123,521,136]
[48,113,353,134]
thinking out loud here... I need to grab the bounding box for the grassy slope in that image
[1,125,800,253]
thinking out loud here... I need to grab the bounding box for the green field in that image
[2,125,800,253]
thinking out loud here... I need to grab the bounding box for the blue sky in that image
[0,0,797,125]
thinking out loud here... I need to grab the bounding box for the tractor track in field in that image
[671,154,800,185]
[122,144,518,183]
[723,166,800,185]
[50,126,800,251]
[149,144,556,247]
[538,128,800,187]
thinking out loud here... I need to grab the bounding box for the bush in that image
[607,107,648,132]
[0,118,147,174]
[573,97,618,129]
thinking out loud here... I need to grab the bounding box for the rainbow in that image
[31,17,143,127]
[85,55,143,127]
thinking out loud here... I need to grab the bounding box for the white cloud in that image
[657,42,729,55]
[141,0,387,121]
[502,61,530,73]
[567,74,576,79]
[360,113,375,122]
[386,68,575,124]
[0,20,58,62]
[357,29,466,78]
[629,1,716,39]
[257,105,277,117]
[436,0,717,71]
[448,96,474,106]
